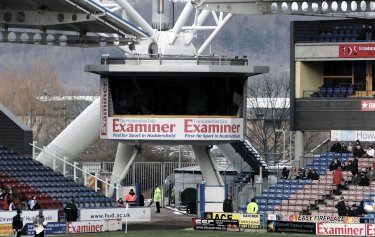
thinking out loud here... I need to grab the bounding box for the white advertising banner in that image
[331,130,375,142]
[316,223,365,236]
[80,207,151,223]
[106,117,243,140]
[0,210,58,224]
[67,220,106,234]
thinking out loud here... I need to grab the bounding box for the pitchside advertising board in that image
[100,78,243,141]
[267,221,316,234]
[0,210,58,224]
[203,212,260,230]
[79,207,151,223]
[193,219,240,232]
[266,222,375,236]
[331,130,375,142]
[274,213,361,224]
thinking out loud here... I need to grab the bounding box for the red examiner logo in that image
[184,119,240,133]
[112,119,176,133]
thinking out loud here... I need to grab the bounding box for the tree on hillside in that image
[246,73,290,163]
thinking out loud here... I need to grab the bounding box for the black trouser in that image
[335,184,341,195]
[35,231,44,237]
[156,202,160,213]
[15,230,21,237]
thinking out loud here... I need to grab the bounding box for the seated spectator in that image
[297,168,304,179]
[352,173,361,186]
[341,162,348,171]
[355,201,366,216]
[341,142,347,153]
[353,144,366,158]
[288,166,298,179]
[331,139,342,153]
[335,196,348,216]
[367,145,375,158]
[329,158,341,171]
[306,168,313,179]
[359,172,370,186]
[310,170,319,180]
[367,167,375,181]
[347,141,353,153]
[281,167,289,179]
[117,198,124,207]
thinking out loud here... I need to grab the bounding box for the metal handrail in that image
[30,143,118,191]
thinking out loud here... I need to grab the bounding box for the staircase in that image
[230,140,270,177]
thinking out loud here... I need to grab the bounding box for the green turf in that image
[54,229,314,237]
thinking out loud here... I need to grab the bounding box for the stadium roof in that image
[0,0,148,46]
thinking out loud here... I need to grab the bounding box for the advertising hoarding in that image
[80,207,151,223]
[101,117,243,141]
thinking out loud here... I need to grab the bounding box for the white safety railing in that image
[30,142,119,198]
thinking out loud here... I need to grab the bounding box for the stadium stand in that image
[0,144,116,214]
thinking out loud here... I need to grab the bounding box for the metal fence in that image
[122,162,197,207]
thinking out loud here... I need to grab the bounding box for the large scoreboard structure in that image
[87,56,268,145]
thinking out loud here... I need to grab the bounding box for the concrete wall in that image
[0,104,32,155]
[295,61,323,98]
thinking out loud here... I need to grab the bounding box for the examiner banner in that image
[105,117,243,140]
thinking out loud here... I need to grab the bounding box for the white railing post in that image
[32,141,36,159]
[105,177,110,197]
[95,173,99,192]
[42,146,46,162]
[74,162,78,182]
[53,154,57,171]
[83,169,88,187]
[63,156,67,176]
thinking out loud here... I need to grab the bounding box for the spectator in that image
[352,157,359,175]
[306,168,313,179]
[0,188,3,200]
[125,189,137,206]
[352,173,361,186]
[281,167,289,179]
[64,199,78,222]
[367,24,374,40]
[9,200,16,211]
[12,209,23,237]
[355,201,366,216]
[223,195,233,213]
[3,190,11,210]
[367,145,375,158]
[335,196,348,216]
[359,25,367,40]
[288,166,298,179]
[310,170,319,180]
[329,158,341,171]
[333,166,344,195]
[353,144,366,158]
[359,172,370,186]
[247,198,259,214]
[117,198,124,207]
[347,142,353,153]
[331,139,342,153]
[341,142,347,153]
[367,167,375,181]
[28,196,37,210]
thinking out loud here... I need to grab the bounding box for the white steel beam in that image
[112,0,157,40]
[169,1,194,44]
[197,13,233,55]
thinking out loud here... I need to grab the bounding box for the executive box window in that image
[109,76,245,116]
